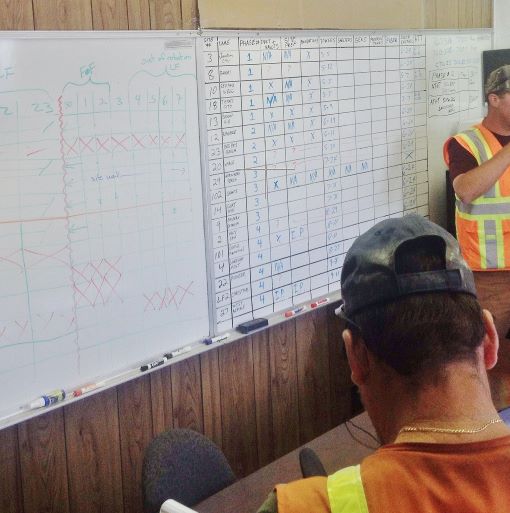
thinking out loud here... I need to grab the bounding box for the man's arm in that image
[452,141,510,203]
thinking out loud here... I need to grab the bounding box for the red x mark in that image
[111,136,130,151]
[176,133,186,147]
[132,134,145,149]
[79,137,95,153]
[96,136,109,152]
[144,282,194,311]
[63,138,79,156]
[24,246,70,270]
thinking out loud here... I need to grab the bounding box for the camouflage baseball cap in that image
[485,64,510,98]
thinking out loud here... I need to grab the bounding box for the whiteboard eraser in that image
[160,499,198,513]
[236,318,268,334]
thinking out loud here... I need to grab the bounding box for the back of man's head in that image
[337,214,485,382]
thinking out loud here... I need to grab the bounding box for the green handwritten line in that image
[19,224,35,345]
[39,160,55,176]
[42,121,55,133]
[0,329,77,351]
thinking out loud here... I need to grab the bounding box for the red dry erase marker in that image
[284,306,306,318]
[311,297,330,308]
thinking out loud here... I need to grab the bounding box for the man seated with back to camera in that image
[257,214,510,513]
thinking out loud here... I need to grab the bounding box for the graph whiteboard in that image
[201,31,431,332]
[0,33,210,417]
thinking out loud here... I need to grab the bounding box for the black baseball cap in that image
[336,214,477,321]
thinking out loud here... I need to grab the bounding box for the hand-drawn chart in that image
[0,36,209,415]
[425,32,492,225]
[203,33,430,331]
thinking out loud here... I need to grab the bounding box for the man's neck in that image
[367,362,508,445]
[482,112,510,136]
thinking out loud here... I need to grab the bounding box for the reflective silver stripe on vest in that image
[459,129,497,197]
[455,199,510,215]
[484,219,498,268]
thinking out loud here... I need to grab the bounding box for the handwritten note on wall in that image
[425,33,491,225]
[427,33,491,118]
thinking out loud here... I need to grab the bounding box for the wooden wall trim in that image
[269,321,300,458]
[126,0,151,29]
[200,350,223,447]
[0,425,24,513]
[118,376,154,513]
[18,410,70,513]
[252,330,275,467]
[0,0,34,30]
[91,0,129,29]
[64,389,124,513]
[296,308,332,445]
[32,0,93,30]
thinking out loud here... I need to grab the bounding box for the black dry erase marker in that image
[140,356,168,372]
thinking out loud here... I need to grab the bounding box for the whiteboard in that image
[201,31,431,332]
[0,29,493,427]
[426,32,492,226]
[0,33,210,419]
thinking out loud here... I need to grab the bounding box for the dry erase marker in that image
[72,381,107,397]
[25,389,66,410]
[140,356,168,372]
[311,297,330,308]
[203,333,230,345]
[284,306,306,318]
[165,345,192,359]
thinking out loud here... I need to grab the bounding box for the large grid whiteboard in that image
[0,29,492,426]
[202,32,430,332]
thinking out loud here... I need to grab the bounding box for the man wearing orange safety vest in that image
[444,64,510,271]
[443,64,510,408]
[257,215,510,513]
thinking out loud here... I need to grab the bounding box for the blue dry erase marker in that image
[203,333,230,345]
[25,389,66,410]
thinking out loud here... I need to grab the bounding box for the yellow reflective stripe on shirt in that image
[327,465,369,513]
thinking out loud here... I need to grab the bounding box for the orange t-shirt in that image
[362,436,510,513]
[274,436,510,513]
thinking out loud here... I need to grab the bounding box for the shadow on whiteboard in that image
[160,499,198,513]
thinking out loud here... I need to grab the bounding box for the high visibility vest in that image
[275,465,368,513]
[443,124,510,270]
[328,465,369,513]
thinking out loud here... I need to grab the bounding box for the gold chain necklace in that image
[399,417,503,435]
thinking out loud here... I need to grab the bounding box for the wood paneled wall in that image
[0,1,494,513]
[0,305,354,513]
[0,0,199,30]
[424,0,492,28]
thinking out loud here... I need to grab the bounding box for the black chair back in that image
[142,428,236,513]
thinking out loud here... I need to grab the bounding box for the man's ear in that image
[487,92,500,108]
[342,328,370,386]
[481,309,499,370]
